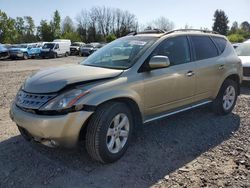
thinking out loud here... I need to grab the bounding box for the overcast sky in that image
[1,0,250,29]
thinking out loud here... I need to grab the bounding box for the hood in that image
[239,56,250,67]
[23,64,123,93]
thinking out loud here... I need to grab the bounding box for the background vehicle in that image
[236,42,250,81]
[79,42,101,56]
[70,42,85,55]
[232,43,241,49]
[89,43,106,54]
[53,39,71,45]
[10,29,242,163]
[40,42,70,58]
[27,42,48,58]
[0,44,10,60]
[8,44,32,60]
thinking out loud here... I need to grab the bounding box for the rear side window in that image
[190,36,218,61]
[212,36,227,54]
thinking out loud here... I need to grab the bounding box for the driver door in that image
[142,36,196,119]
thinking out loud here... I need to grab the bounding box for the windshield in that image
[43,43,55,49]
[83,44,94,48]
[236,43,250,56]
[71,43,81,46]
[19,44,28,48]
[81,36,157,69]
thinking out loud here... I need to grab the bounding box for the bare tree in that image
[75,6,138,42]
[146,17,174,31]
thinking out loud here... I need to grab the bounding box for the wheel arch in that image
[214,73,241,98]
[224,74,241,95]
[78,97,143,142]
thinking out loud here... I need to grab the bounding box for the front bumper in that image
[0,51,9,60]
[243,67,250,81]
[10,104,93,147]
[10,52,24,58]
[40,51,54,58]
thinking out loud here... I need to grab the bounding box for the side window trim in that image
[209,36,220,55]
[187,35,196,62]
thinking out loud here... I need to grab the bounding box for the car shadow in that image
[241,81,250,95]
[0,106,240,187]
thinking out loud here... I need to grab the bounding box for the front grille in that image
[15,90,56,109]
[243,67,250,77]
[0,51,9,58]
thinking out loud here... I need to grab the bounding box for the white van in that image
[53,39,71,45]
[40,42,71,58]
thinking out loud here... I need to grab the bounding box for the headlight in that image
[40,89,90,111]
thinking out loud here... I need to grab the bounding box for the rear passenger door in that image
[189,35,224,101]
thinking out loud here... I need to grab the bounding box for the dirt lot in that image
[0,57,249,188]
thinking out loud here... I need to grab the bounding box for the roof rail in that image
[127,29,219,36]
[127,28,166,36]
[164,29,219,35]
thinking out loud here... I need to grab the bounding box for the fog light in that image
[50,140,59,147]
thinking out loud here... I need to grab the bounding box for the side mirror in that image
[149,55,170,69]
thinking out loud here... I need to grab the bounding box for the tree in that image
[106,34,116,42]
[37,19,53,41]
[76,10,89,42]
[230,21,239,34]
[240,21,250,32]
[0,10,17,43]
[15,17,25,43]
[51,10,61,39]
[23,16,36,42]
[227,34,245,43]
[62,16,74,34]
[212,9,229,35]
[148,17,174,31]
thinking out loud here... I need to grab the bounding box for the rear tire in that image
[85,102,134,163]
[212,79,238,115]
[65,52,69,57]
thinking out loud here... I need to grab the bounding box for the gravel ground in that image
[0,57,249,188]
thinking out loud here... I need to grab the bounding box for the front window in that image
[152,36,191,66]
[81,36,156,69]
[236,43,250,56]
[43,43,55,49]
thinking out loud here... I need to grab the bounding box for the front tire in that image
[85,102,134,163]
[23,53,28,60]
[53,53,57,58]
[212,79,238,115]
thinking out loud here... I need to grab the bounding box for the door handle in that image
[219,65,224,70]
[186,71,194,77]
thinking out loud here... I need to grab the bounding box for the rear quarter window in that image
[211,36,227,54]
[190,36,218,61]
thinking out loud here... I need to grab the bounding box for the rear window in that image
[212,36,227,54]
[190,36,218,61]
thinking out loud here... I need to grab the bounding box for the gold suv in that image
[10,29,242,163]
